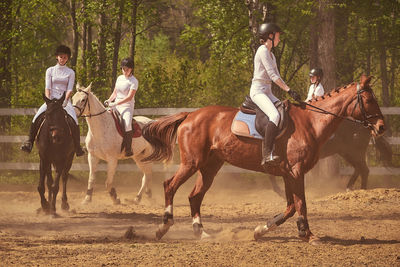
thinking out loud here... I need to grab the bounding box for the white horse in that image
[72,83,154,205]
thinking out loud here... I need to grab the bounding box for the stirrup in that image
[125,150,133,157]
[21,141,33,153]
[261,154,280,167]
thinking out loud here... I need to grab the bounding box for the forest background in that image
[0,0,399,172]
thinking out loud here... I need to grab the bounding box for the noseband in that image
[305,83,383,131]
[73,90,107,118]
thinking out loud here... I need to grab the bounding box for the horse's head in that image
[43,92,68,144]
[72,83,94,117]
[346,75,385,137]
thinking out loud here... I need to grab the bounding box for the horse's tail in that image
[374,136,393,166]
[141,112,190,162]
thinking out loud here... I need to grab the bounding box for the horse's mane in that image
[308,82,359,104]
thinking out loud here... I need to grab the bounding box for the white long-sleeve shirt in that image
[250,45,285,102]
[305,83,324,102]
[45,63,75,100]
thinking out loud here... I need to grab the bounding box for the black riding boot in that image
[20,116,43,153]
[124,130,134,157]
[70,121,85,157]
[261,121,280,167]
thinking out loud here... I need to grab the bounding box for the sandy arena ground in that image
[0,173,399,266]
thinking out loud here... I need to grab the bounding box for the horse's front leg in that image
[38,159,50,213]
[50,169,62,215]
[290,171,319,245]
[82,152,99,204]
[61,156,73,211]
[105,159,119,205]
[254,175,296,239]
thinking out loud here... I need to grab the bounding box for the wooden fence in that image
[1,107,399,175]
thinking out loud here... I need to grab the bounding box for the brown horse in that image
[142,75,385,244]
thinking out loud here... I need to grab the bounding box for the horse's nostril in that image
[379,125,385,132]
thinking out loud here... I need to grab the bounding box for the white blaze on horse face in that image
[165,205,173,215]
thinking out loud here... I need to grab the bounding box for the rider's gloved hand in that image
[104,100,110,107]
[288,89,301,102]
[62,99,68,108]
[108,102,116,108]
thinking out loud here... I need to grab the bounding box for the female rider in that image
[104,58,138,157]
[305,68,324,102]
[21,45,84,156]
[250,23,301,167]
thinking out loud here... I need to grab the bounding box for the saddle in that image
[109,109,142,138]
[231,95,289,139]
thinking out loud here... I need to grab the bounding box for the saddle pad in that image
[110,110,142,138]
[231,111,263,139]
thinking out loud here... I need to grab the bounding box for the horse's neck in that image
[295,88,355,145]
[85,95,114,138]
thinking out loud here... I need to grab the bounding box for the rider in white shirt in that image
[250,23,301,167]
[305,68,324,102]
[21,45,84,156]
[105,58,138,157]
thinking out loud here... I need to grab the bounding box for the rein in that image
[303,83,383,130]
[73,90,107,118]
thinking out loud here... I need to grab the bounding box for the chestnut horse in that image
[142,75,385,244]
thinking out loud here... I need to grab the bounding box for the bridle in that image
[304,83,384,131]
[73,90,107,118]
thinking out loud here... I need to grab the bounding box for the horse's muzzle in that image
[370,120,385,137]
[50,128,63,144]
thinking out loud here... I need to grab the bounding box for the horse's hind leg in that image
[61,158,73,211]
[134,161,153,204]
[189,153,224,239]
[156,164,198,240]
[105,159,120,205]
[82,152,99,204]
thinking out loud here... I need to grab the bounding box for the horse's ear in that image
[43,93,51,103]
[360,74,372,88]
[76,82,81,91]
[85,82,92,92]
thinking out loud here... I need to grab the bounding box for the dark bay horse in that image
[142,75,385,244]
[36,93,75,215]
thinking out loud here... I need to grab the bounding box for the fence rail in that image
[1,107,399,175]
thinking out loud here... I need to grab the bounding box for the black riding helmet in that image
[55,45,71,58]
[121,58,134,69]
[309,68,323,81]
[258,23,282,47]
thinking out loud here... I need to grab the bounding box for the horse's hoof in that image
[156,223,171,240]
[134,195,141,204]
[113,198,121,205]
[200,230,212,240]
[81,195,92,205]
[309,236,321,246]
[145,190,152,199]
[254,225,269,240]
[61,202,70,211]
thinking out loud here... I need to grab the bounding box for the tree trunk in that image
[129,0,139,72]
[309,12,319,69]
[366,25,371,76]
[111,0,125,90]
[377,22,390,106]
[70,0,78,69]
[316,0,338,179]
[97,0,108,87]
[81,0,88,84]
[245,0,269,56]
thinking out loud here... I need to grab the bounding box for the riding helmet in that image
[121,58,134,69]
[309,68,323,79]
[258,23,282,41]
[55,45,71,58]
